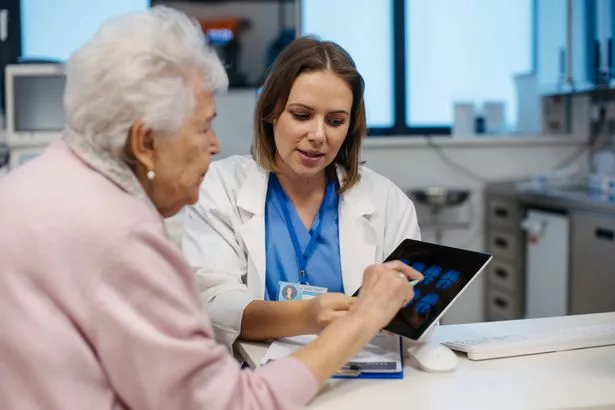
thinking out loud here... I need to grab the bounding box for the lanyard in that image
[277,177,334,285]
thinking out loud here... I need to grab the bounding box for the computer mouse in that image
[408,343,458,372]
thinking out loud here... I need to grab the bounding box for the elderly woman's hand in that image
[350,261,423,330]
[291,261,423,386]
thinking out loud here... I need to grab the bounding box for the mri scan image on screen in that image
[379,239,491,340]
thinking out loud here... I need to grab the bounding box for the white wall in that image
[210,90,589,325]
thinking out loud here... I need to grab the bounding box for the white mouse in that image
[408,343,458,372]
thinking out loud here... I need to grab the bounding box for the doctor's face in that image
[273,70,352,180]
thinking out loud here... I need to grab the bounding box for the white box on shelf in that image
[482,101,506,134]
[452,102,475,137]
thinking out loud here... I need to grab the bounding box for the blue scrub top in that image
[264,174,344,301]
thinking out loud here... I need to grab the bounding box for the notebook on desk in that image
[261,331,404,379]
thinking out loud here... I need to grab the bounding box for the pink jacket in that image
[0,140,317,410]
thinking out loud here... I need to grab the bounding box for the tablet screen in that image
[360,239,492,340]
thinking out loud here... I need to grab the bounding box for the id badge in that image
[278,281,327,301]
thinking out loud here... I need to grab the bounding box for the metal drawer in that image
[486,288,519,320]
[488,230,519,261]
[570,211,615,314]
[487,261,518,292]
[488,198,519,229]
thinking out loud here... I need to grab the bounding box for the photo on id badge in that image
[278,282,302,300]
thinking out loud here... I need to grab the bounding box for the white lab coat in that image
[182,155,421,348]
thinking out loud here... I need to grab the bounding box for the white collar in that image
[236,160,376,218]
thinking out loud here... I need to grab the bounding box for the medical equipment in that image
[4,63,65,169]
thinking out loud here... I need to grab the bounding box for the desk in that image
[238,313,615,410]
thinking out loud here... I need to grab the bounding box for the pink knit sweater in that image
[0,139,317,410]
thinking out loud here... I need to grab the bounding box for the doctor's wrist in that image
[299,299,325,334]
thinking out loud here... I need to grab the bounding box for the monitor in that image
[5,64,66,147]
[14,74,65,132]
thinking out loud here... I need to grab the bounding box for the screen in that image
[355,239,491,340]
[14,75,66,132]
[20,0,150,62]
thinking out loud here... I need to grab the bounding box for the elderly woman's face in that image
[273,70,352,181]
[143,75,220,217]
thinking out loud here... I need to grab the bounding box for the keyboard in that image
[443,324,615,361]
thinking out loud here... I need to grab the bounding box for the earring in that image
[146,170,156,180]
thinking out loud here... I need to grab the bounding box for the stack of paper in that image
[260,331,404,379]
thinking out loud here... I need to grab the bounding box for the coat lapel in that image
[236,162,268,297]
[337,169,378,296]
[235,163,378,298]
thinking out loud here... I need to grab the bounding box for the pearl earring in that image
[146,170,156,180]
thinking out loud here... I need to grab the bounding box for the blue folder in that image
[332,335,404,380]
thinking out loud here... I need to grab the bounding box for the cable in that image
[549,89,610,171]
[423,135,490,183]
[424,95,610,184]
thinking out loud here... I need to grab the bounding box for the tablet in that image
[354,239,492,341]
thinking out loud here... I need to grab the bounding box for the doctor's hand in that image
[350,262,423,330]
[291,262,423,387]
[304,293,355,334]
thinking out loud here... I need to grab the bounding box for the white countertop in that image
[362,134,588,149]
[238,313,615,410]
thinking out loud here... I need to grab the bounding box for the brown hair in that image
[252,36,367,192]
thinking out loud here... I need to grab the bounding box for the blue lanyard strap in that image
[277,176,333,285]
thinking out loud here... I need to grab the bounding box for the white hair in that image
[63,6,228,157]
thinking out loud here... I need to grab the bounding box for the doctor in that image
[183,37,421,348]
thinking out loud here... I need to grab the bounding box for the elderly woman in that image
[0,7,421,410]
[183,37,422,348]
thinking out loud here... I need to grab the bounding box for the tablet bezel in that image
[361,239,492,341]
